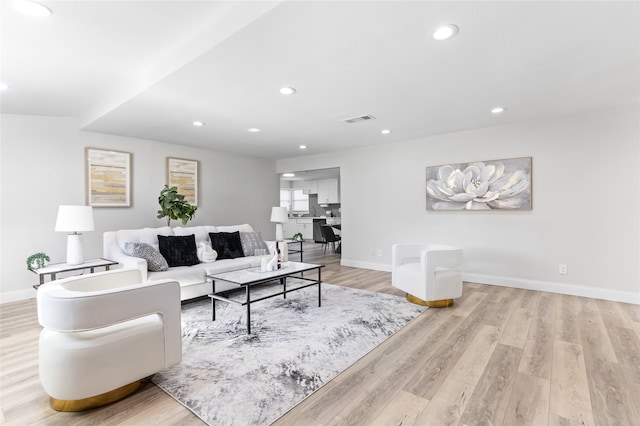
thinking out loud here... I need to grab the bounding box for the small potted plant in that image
[157,185,197,226]
[27,252,50,270]
[292,232,304,242]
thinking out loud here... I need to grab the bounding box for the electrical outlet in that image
[559,264,568,275]
[375,249,383,257]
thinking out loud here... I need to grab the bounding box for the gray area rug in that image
[152,281,426,425]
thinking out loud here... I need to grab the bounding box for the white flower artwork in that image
[426,157,532,210]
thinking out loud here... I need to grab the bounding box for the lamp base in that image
[275,223,284,242]
[66,233,84,265]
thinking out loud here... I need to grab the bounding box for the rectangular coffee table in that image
[207,261,324,334]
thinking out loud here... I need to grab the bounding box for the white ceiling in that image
[2,1,639,160]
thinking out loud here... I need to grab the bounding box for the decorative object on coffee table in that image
[292,232,303,242]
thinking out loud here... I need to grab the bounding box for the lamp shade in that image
[270,206,288,224]
[55,205,94,232]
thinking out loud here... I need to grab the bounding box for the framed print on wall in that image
[85,147,132,207]
[167,157,198,206]
[426,156,532,211]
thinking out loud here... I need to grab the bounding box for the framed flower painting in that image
[426,157,532,211]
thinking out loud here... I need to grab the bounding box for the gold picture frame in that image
[167,157,198,206]
[85,147,132,207]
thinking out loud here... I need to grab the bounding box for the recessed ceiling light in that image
[247,128,261,133]
[280,87,297,95]
[192,121,205,126]
[0,83,9,91]
[13,0,52,17]
[491,107,507,114]
[282,173,295,177]
[381,129,392,135]
[432,24,458,41]
[299,145,307,150]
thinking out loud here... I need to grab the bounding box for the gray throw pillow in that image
[240,232,268,256]
[124,242,169,272]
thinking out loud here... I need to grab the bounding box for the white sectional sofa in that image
[103,224,277,301]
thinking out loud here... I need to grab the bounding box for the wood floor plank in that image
[414,378,473,426]
[503,372,550,426]
[518,320,554,379]
[446,289,487,318]
[369,389,429,426]
[448,324,501,385]
[458,343,522,426]
[583,360,634,426]
[518,289,539,313]
[555,294,582,345]
[533,293,557,324]
[550,340,595,426]
[403,301,493,399]
[579,298,618,363]
[499,307,533,349]
[585,323,640,425]
[309,311,462,425]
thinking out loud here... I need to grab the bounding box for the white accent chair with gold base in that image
[37,269,182,411]
[392,243,463,307]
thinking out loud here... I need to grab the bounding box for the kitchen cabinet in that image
[282,220,297,239]
[302,180,317,195]
[317,178,340,204]
[283,218,313,240]
[296,218,313,240]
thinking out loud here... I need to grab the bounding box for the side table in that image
[284,239,303,262]
[30,258,118,289]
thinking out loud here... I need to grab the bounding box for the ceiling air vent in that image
[343,114,376,124]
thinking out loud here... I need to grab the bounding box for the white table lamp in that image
[55,205,94,265]
[270,206,288,241]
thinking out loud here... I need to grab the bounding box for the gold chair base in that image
[406,294,454,308]
[50,376,153,412]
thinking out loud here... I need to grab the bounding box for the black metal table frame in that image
[30,258,118,289]
[284,239,303,262]
[209,264,323,334]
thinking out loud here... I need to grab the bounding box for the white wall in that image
[1,114,278,302]
[277,104,640,303]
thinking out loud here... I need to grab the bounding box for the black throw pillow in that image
[157,234,200,267]
[209,231,245,259]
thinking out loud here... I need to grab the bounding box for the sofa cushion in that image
[123,242,169,272]
[158,235,200,267]
[147,265,208,286]
[209,231,245,259]
[173,226,218,245]
[240,232,268,256]
[215,224,254,233]
[202,258,253,275]
[117,227,174,252]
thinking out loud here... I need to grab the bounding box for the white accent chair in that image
[37,269,182,411]
[392,243,463,307]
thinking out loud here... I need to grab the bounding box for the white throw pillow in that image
[197,241,218,263]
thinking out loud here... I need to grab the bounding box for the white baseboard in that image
[340,259,639,305]
[0,288,36,304]
[341,258,392,272]
[461,273,639,305]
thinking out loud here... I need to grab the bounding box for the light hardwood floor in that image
[1,243,639,425]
